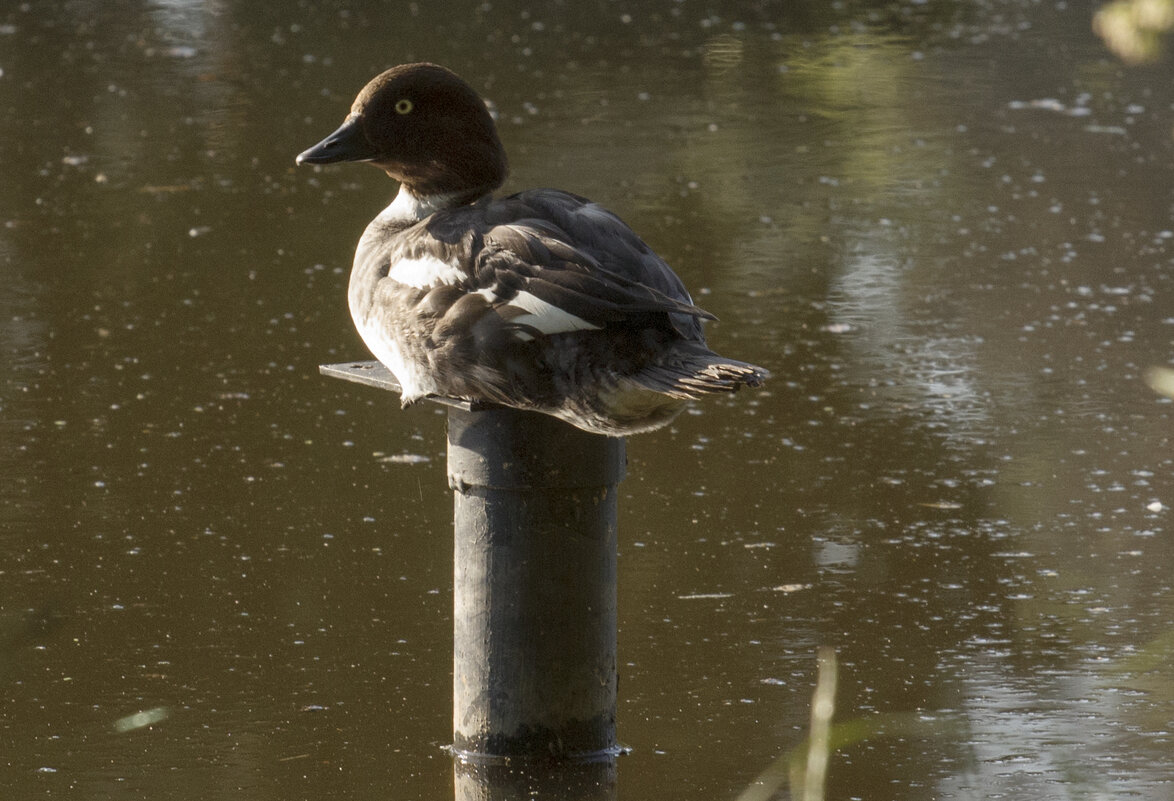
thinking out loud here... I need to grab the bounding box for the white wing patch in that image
[504,290,600,335]
[388,255,465,289]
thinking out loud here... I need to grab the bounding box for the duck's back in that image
[440,189,707,333]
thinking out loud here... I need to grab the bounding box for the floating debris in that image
[113,706,170,733]
[1007,98,1091,116]
[1144,366,1174,399]
[139,184,196,194]
[375,452,431,465]
[771,584,811,594]
[919,501,963,510]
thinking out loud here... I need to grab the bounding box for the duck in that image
[296,62,767,436]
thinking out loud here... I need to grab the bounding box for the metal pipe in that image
[448,405,625,761]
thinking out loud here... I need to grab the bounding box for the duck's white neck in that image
[379,185,460,226]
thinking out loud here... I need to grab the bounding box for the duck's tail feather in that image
[634,346,769,400]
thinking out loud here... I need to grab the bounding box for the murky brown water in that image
[4,2,1174,799]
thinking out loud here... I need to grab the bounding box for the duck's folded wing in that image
[474,221,713,338]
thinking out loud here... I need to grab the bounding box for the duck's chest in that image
[347,223,453,398]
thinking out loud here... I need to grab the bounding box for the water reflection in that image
[3,1,1174,799]
[454,759,616,801]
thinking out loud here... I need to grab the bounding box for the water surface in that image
[2,2,1173,799]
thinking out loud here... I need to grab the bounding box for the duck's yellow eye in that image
[395,98,413,115]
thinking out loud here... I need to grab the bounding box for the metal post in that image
[319,362,626,763]
[448,405,625,761]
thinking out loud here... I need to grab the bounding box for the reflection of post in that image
[448,405,625,760]
[454,759,618,801]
